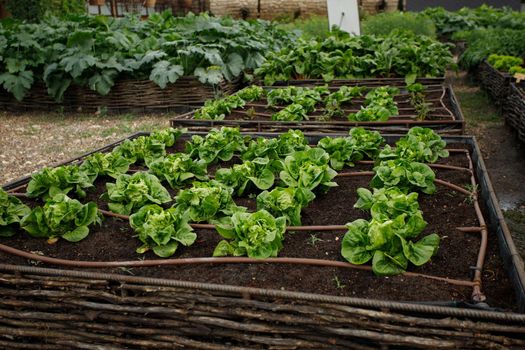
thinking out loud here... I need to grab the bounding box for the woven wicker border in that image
[0,76,243,114]
[503,82,525,143]
[477,60,512,107]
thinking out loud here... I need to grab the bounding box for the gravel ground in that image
[0,112,171,184]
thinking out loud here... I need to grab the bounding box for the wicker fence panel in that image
[0,77,242,114]
[503,83,525,143]
[477,60,512,107]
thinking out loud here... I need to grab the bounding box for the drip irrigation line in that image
[0,243,474,287]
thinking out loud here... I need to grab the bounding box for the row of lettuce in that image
[194,84,431,122]
[1,126,453,275]
[0,12,455,102]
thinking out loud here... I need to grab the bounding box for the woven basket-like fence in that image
[0,77,242,114]
[503,82,525,143]
[477,60,512,107]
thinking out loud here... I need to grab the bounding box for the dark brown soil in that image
[1,142,516,310]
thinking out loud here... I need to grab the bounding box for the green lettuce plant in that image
[256,186,315,226]
[129,204,196,257]
[279,147,338,192]
[174,180,242,223]
[186,127,248,164]
[241,130,308,162]
[21,193,101,242]
[0,189,31,237]
[148,153,208,189]
[26,165,94,200]
[104,172,171,215]
[215,158,280,196]
[80,152,131,180]
[213,210,286,259]
[371,159,436,194]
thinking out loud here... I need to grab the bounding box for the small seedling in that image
[308,234,324,247]
[464,184,479,205]
[333,275,346,289]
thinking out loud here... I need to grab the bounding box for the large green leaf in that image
[150,60,184,89]
[0,71,34,101]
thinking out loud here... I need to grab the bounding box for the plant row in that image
[0,12,293,101]
[254,29,453,86]
[421,5,525,38]
[193,83,433,122]
[1,126,452,275]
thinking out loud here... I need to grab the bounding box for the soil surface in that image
[447,71,525,259]
[1,141,516,310]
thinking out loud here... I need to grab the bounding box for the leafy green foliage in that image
[271,103,309,121]
[267,86,328,112]
[422,5,525,37]
[129,204,195,257]
[149,127,185,148]
[348,87,399,122]
[317,128,385,170]
[21,193,101,242]
[371,159,436,194]
[80,152,131,180]
[348,127,385,160]
[26,165,94,200]
[241,130,308,162]
[148,153,208,189]
[255,30,453,85]
[342,187,439,276]
[362,12,436,38]
[236,85,266,101]
[0,13,294,100]
[257,187,315,226]
[175,180,242,223]
[487,54,524,72]
[215,158,280,196]
[379,127,449,164]
[280,148,338,192]
[104,172,171,215]
[457,28,525,70]
[213,210,286,259]
[186,127,248,164]
[407,83,431,120]
[194,95,245,120]
[324,86,363,118]
[0,189,31,237]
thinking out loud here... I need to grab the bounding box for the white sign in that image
[326,0,360,35]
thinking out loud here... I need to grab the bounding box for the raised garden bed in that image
[1,131,524,348]
[476,60,513,107]
[503,82,525,143]
[0,77,242,114]
[170,85,465,134]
